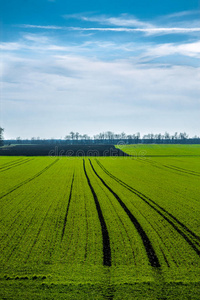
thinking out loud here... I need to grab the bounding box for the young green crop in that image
[0,154,200,299]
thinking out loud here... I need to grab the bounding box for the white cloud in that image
[145,41,200,58]
[1,23,200,138]
[162,10,200,20]
[21,24,63,30]
[0,42,22,51]
[2,49,200,138]
[20,24,200,36]
[23,34,50,44]
[62,12,200,36]
[79,15,153,28]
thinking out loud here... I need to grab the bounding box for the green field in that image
[0,145,200,299]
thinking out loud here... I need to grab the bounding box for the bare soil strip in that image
[89,159,161,268]
[83,159,111,267]
[96,159,200,257]
[61,173,75,240]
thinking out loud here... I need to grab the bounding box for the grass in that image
[0,146,200,299]
[116,144,200,156]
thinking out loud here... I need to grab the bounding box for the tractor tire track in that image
[96,159,200,257]
[0,158,24,169]
[0,158,35,173]
[89,159,161,268]
[91,173,134,265]
[83,159,111,267]
[0,159,59,200]
[163,164,200,176]
[168,164,200,175]
[138,157,200,177]
[61,173,75,240]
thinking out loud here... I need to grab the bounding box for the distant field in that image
[116,144,200,156]
[0,149,200,299]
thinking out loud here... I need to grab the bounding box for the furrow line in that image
[84,188,89,261]
[168,164,200,175]
[0,159,59,200]
[96,159,200,256]
[61,173,75,240]
[163,164,200,176]
[0,158,24,169]
[25,203,54,263]
[83,159,111,267]
[138,157,200,176]
[89,159,161,268]
[0,158,35,173]
[3,210,37,263]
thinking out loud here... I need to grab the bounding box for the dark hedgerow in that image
[0,144,129,157]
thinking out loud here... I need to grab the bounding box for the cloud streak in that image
[21,24,200,35]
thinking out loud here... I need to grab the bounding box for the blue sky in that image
[1,0,200,139]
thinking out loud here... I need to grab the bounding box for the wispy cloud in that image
[62,12,200,35]
[1,33,200,63]
[20,24,200,35]
[73,14,153,28]
[69,26,200,35]
[145,42,200,59]
[0,42,22,51]
[21,24,63,30]
[162,10,200,20]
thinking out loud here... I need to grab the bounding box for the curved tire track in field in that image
[168,164,200,175]
[96,159,200,257]
[89,159,161,268]
[0,158,24,169]
[61,173,75,240]
[83,159,111,267]
[163,164,200,176]
[0,159,59,200]
[94,175,135,265]
[0,158,35,173]
[138,157,200,177]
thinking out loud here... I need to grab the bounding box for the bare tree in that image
[0,127,4,146]
[136,132,140,140]
[155,133,161,141]
[164,132,170,140]
[120,132,126,139]
[179,132,188,140]
[150,133,154,140]
[127,134,132,140]
[70,131,75,140]
[105,131,114,141]
[99,132,105,140]
[174,132,178,140]
[75,132,79,140]
[83,134,89,140]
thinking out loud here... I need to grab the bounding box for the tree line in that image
[65,131,197,141]
[1,127,200,145]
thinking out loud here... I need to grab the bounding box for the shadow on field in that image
[0,144,129,157]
